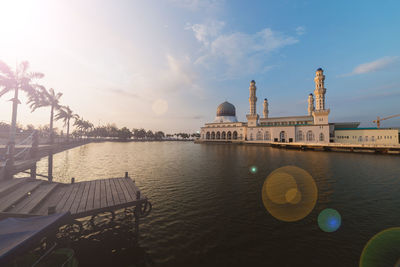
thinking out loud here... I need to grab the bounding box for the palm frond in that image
[18,61,30,75]
[0,87,11,97]
[0,60,13,77]
[28,72,44,79]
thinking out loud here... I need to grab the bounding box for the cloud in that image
[169,0,224,10]
[185,20,225,46]
[295,26,306,36]
[343,56,399,76]
[161,54,198,92]
[189,24,298,78]
[110,88,140,98]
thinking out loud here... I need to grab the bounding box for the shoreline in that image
[194,139,400,155]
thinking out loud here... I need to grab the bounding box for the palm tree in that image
[28,87,62,144]
[73,116,84,138]
[82,120,93,137]
[55,106,78,142]
[73,117,93,138]
[0,60,43,169]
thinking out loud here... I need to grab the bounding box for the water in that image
[32,142,400,266]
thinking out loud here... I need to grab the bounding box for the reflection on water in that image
[31,142,400,266]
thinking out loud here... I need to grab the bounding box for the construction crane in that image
[373,114,400,128]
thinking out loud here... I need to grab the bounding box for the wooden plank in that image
[35,185,68,215]
[10,159,36,175]
[11,183,58,214]
[121,178,136,200]
[109,178,121,205]
[0,178,27,198]
[69,182,86,214]
[0,212,39,220]
[104,178,114,207]
[0,180,43,212]
[123,178,139,199]
[92,180,101,210]
[113,178,127,203]
[116,178,133,202]
[85,181,96,211]
[73,197,147,219]
[100,179,107,208]
[55,184,75,213]
[61,183,81,212]
[77,181,90,214]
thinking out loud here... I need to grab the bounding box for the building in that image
[334,128,399,145]
[200,68,399,146]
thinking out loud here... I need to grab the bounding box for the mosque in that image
[199,68,399,146]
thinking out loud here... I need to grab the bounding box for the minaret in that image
[307,94,314,115]
[249,80,257,115]
[263,98,269,118]
[311,67,330,127]
[246,80,259,127]
[314,68,326,111]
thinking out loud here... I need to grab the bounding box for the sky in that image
[0,0,400,133]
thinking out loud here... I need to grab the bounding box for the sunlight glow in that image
[152,99,168,116]
[0,0,39,55]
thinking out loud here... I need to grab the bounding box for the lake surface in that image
[32,141,400,266]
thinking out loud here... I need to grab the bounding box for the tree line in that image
[0,60,199,148]
[0,120,199,142]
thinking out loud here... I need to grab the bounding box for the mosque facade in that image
[199,68,400,146]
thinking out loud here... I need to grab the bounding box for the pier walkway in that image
[0,175,149,220]
[0,140,91,180]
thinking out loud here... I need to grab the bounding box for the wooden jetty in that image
[0,174,149,220]
[0,140,91,180]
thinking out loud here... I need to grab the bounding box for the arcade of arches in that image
[205,130,239,140]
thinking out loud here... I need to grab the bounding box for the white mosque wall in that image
[246,125,330,144]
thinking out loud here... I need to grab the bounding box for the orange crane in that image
[373,114,400,128]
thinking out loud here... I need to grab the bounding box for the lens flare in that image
[249,166,258,174]
[360,227,400,267]
[318,208,341,232]
[261,166,318,222]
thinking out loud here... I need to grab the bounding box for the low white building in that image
[335,128,399,145]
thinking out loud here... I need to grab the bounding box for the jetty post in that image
[135,189,141,242]
[30,131,39,179]
[47,132,54,182]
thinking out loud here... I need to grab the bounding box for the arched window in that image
[297,130,303,141]
[279,131,286,142]
[233,131,238,140]
[227,131,232,139]
[264,131,271,141]
[319,133,324,141]
[256,131,262,140]
[250,133,253,140]
[216,132,221,139]
[211,132,215,139]
[307,131,314,142]
[206,132,210,139]
[221,131,226,139]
